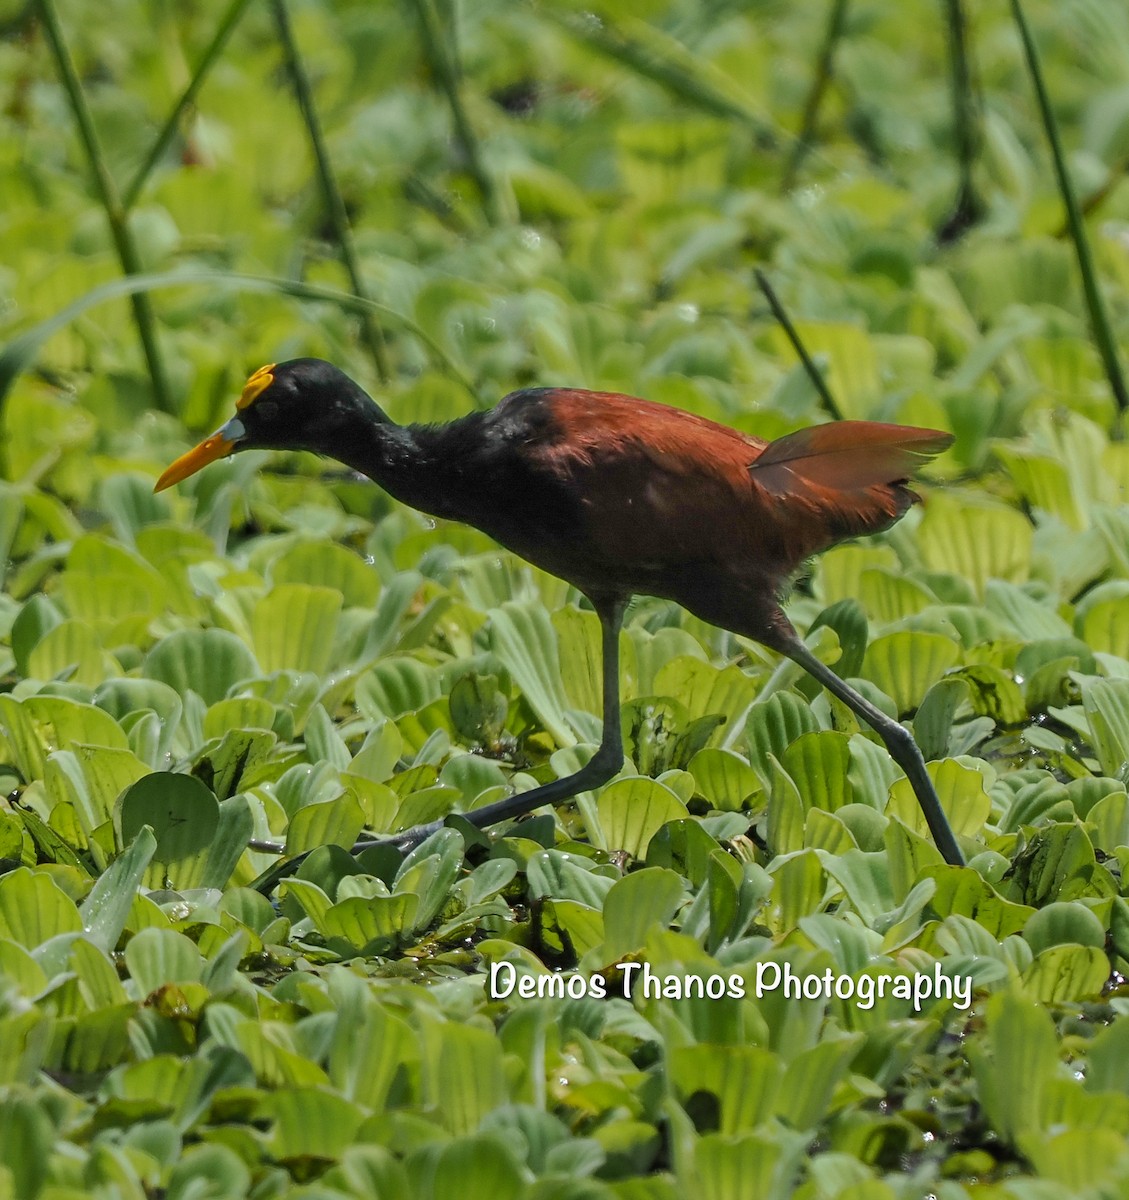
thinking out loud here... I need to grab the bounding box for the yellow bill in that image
[154,418,244,492]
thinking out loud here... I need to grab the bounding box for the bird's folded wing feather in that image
[749,421,953,494]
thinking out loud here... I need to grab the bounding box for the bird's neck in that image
[334,414,474,520]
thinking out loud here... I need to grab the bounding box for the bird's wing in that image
[748,421,953,493]
[530,392,952,580]
[533,393,770,567]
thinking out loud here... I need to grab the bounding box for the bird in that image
[156,358,965,871]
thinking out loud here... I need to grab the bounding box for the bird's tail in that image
[749,420,953,554]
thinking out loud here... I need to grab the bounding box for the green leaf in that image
[1081,677,1129,777]
[51,744,150,834]
[285,791,366,856]
[0,867,82,948]
[952,664,1027,726]
[917,492,1033,597]
[986,581,1073,640]
[143,628,259,704]
[861,632,960,714]
[601,868,686,962]
[11,593,64,677]
[167,1145,251,1200]
[1021,945,1108,1003]
[415,1135,526,1200]
[303,703,352,771]
[123,927,204,994]
[80,825,157,952]
[422,1021,509,1136]
[1085,1010,1129,1095]
[449,673,509,745]
[1023,900,1106,953]
[117,772,220,879]
[856,568,935,623]
[596,778,689,858]
[0,1092,54,1200]
[1005,823,1117,906]
[668,1044,782,1133]
[767,756,807,857]
[252,584,342,675]
[925,867,1034,938]
[765,319,880,419]
[200,796,255,890]
[203,696,276,740]
[746,692,820,784]
[776,1035,863,1129]
[356,657,440,720]
[526,850,616,907]
[821,850,896,928]
[28,619,111,686]
[691,1129,809,1200]
[967,990,1059,1145]
[265,1086,367,1161]
[888,759,991,839]
[553,605,606,716]
[488,601,574,747]
[543,898,605,958]
[348,722,403,783]
[653,657,760,729]
[996,446,1086,529]
[327,977,417,1109]
[706,852,740,951]
[1022,1128,1129,1194]
[780,731,854,813]
[764,851,825,935]
[70,939,129,1014]
[270,541,379,608]
[395,828,464,930]
[913,677,970,760]
[1088,788,1129,852]
[688,748,762,812]
[809,599,869,678]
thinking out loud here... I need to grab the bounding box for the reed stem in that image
[271,0,390,382]
[410,0,503,225]
[754,268,845,422]
[936,0,985,243]
[782,0,849,192]
[38,0,174,414]
[1009,0,1128,418]
[122,0,254,212]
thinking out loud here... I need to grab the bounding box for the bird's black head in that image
[155,358,387,491]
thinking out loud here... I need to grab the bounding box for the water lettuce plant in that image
[3,0,1129,1195]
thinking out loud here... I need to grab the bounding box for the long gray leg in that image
[780,637,965,866]
[386,594,627,852]
[253,597,627,892]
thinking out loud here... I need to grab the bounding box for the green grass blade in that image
[781,0,850,191]
[1009,0,1129,420]
[36,0,173,414]
[0,269,476,412]
[937,0,986,242]
[410,0,504,225]
[121,0,255,212]
[270,0,390,382]
[754,268,845,421]
[547,7,775,140]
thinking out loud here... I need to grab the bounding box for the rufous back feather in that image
[749,421,953,494]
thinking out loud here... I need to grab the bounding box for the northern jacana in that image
[157,358,964,870]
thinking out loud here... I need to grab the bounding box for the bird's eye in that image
[255,399,279,421]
